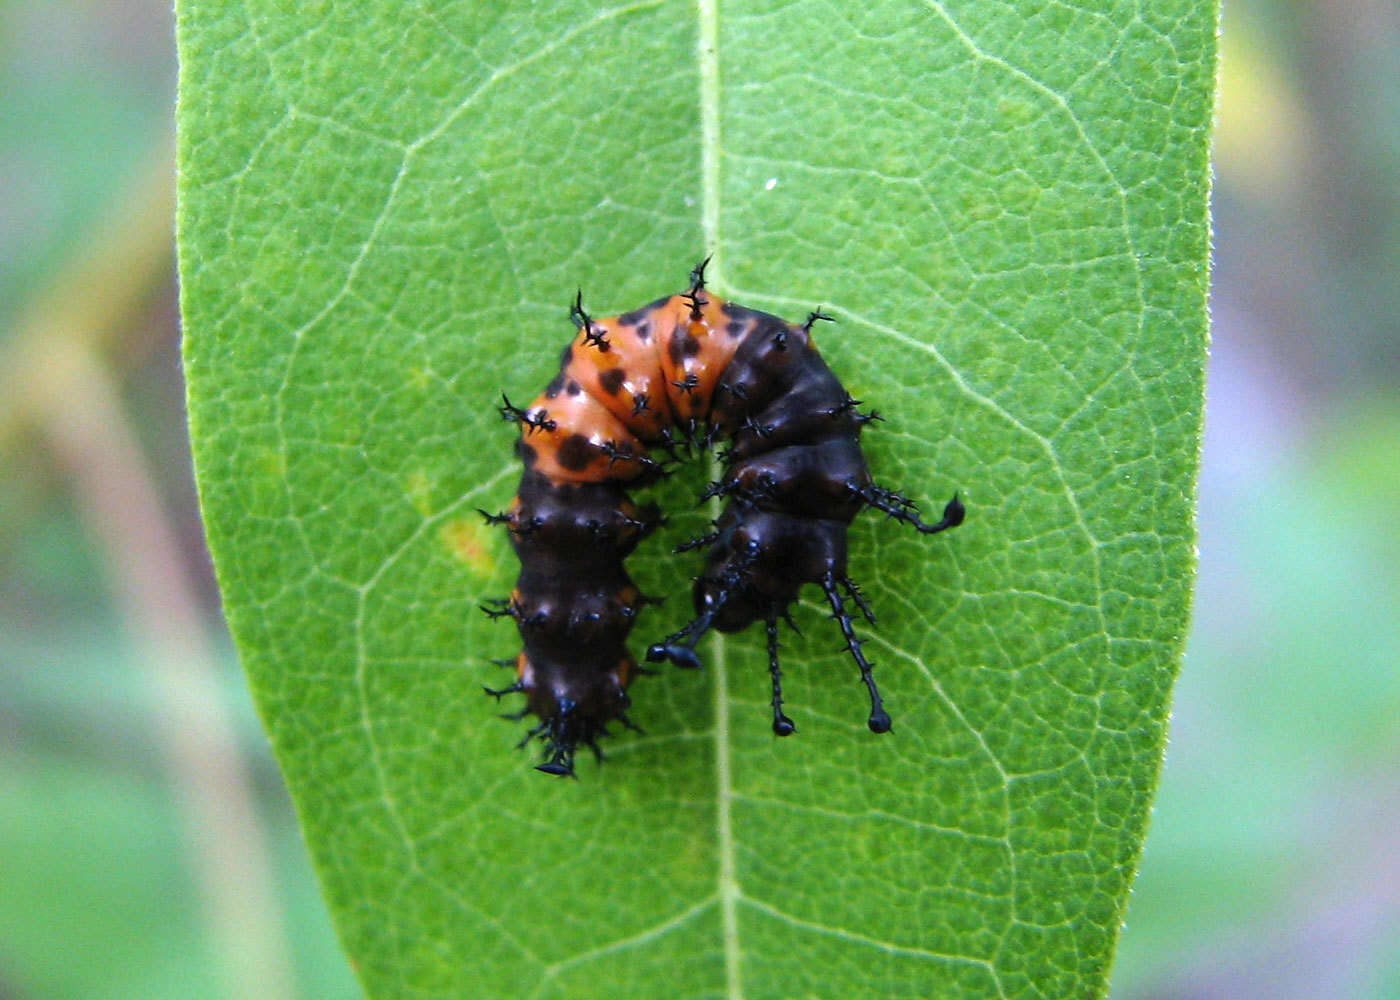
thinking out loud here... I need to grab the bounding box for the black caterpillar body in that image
[481,262,964,775]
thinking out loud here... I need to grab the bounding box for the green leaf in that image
[176,1,1213,997]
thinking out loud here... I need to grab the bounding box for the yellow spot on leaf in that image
[405,469,434,517]
[996,96,1034,127]
[440,518,495,575]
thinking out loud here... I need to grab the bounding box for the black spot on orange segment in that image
[545,374,565,398]
[555,433,594,472]
[566,379,582,396]
[668,331,701,364]
[633,321,652,342]
[726,320,745,338]
[515,439,538,468]
[599,368,626,395]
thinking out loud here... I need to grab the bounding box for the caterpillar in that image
[480,261,964,776]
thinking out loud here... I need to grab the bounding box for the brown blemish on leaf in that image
[439,518,495,575]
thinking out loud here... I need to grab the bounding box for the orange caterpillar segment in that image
[657,292,744,422]
[517,382,650,485]
[560,290,744,439]
[563,311,676,440]
[524,288,746,475]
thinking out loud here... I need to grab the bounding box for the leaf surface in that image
[177,1,1214,997]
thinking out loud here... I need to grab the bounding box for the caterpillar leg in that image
[646,539,760,670]
[820,572,892,734]
[857,484,965,535]
[766,616,796,736]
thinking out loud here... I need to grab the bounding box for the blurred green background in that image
[2,1,1396,998]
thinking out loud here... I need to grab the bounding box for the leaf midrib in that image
[695,0,741,994]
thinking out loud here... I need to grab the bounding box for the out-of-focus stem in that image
[2,142,175,441]
[14,139,298,1000]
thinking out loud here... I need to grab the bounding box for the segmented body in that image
[484,263,963,775]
